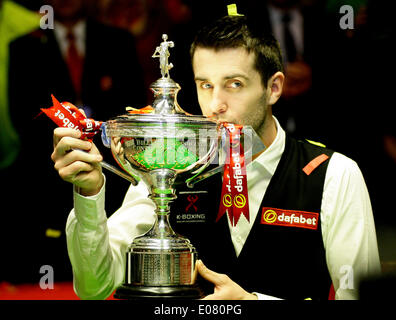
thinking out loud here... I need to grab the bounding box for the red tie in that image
[66,30,83,98]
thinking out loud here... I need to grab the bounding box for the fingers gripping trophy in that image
[104,34,220,299]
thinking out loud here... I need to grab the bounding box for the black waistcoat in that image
[169,135,334,300]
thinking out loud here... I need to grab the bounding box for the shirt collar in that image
[53,19,86,57]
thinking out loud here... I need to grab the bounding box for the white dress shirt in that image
[66,117,381,300]
[53,20,86,59]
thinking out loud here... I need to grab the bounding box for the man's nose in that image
[208,89,228,117]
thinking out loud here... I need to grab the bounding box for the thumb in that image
[196,260,225,286]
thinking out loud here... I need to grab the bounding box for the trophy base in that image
[114,284,204,300]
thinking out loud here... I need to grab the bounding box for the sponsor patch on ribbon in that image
[261,207,319,230]
[216,123,249,227]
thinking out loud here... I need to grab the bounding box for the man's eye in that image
[227,81,243,89]
[200,82,212,89]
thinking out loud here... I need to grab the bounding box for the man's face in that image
[192,47,271,135]
[47,0,85,22]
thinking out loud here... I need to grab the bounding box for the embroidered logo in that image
[262,209,277,224]
[261,207,319,230]
[185,195,198,212]
[176,191,207,223]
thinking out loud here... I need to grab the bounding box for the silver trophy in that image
[103,34,221,299]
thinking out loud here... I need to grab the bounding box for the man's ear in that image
[267,72,284,105]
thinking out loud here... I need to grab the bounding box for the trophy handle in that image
[186,164,224,188]
[183,129,220,187]
[100,161,138,186]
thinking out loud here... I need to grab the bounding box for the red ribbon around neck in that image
[216,123,249,227]
[39,95,103,140]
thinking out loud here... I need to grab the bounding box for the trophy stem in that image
[147,168,178,238]
[114,167,204,299]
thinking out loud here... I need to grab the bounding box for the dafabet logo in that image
[261,207,319,230]
[222,193,247,209]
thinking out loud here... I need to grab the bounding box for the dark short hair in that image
[190,15,284,88]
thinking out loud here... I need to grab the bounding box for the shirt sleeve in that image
[321,153,381,300]
[65,174,156,299]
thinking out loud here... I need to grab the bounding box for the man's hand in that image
[196,260,257,300]
[51,127,104,196]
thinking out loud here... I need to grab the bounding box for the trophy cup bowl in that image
[102,34,220,299]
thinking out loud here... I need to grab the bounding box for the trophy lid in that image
[106,34,217,132]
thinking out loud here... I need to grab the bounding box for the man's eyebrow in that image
[194,74,249,82]
[224,74,249,81]
[194,76,207,82]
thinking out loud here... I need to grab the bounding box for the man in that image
[9,0,146,121]
[52,15,380,299]
[4,0,144,283]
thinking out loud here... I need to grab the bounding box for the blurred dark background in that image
[0,0,395,298]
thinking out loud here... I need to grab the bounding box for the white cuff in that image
[73,174,107,229]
